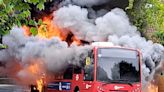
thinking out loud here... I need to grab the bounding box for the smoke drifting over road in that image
[0,0,163,87]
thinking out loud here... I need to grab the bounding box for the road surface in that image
[0,78,30,92]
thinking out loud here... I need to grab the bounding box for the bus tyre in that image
[74,87,80,92]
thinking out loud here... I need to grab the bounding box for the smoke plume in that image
[53,5,164,86]
[0,28,91,83]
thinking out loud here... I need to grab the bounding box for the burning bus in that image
[45,42,142,92]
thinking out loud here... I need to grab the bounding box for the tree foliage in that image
[0,0,47,37]
[127,0,164,45]
[148,0,164,45]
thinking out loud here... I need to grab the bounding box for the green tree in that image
[0,1,47,35]
[127,0,164,45]
[0,0,50,47]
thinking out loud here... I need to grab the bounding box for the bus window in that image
[84,65,94,81]
[84,50,94,81]
[63,66,73,79]
[74,66,82,74]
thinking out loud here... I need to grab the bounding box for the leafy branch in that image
[0,0,48,37]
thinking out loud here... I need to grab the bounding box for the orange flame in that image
[72,36,81,45]
[27,62,45,92]
[147,83,158,92]
[36,78,44,92]
[22,25,31,36]
[148,84,158,92]
[37,16,66,40]
[23,15,81,45]
[27,63,41,75]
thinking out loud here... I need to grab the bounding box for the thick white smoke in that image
[54,6,138,41]
[53,5,164,86]
[0,27,91,83]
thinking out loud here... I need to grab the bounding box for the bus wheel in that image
[74,86,80,92]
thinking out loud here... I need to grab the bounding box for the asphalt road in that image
[0,85,30,92]
[0,78,30,92]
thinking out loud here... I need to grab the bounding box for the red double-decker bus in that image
[46,42,142,92]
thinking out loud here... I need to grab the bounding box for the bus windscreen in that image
[97,48,140,83]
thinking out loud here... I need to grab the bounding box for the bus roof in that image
[91,42,114,47]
